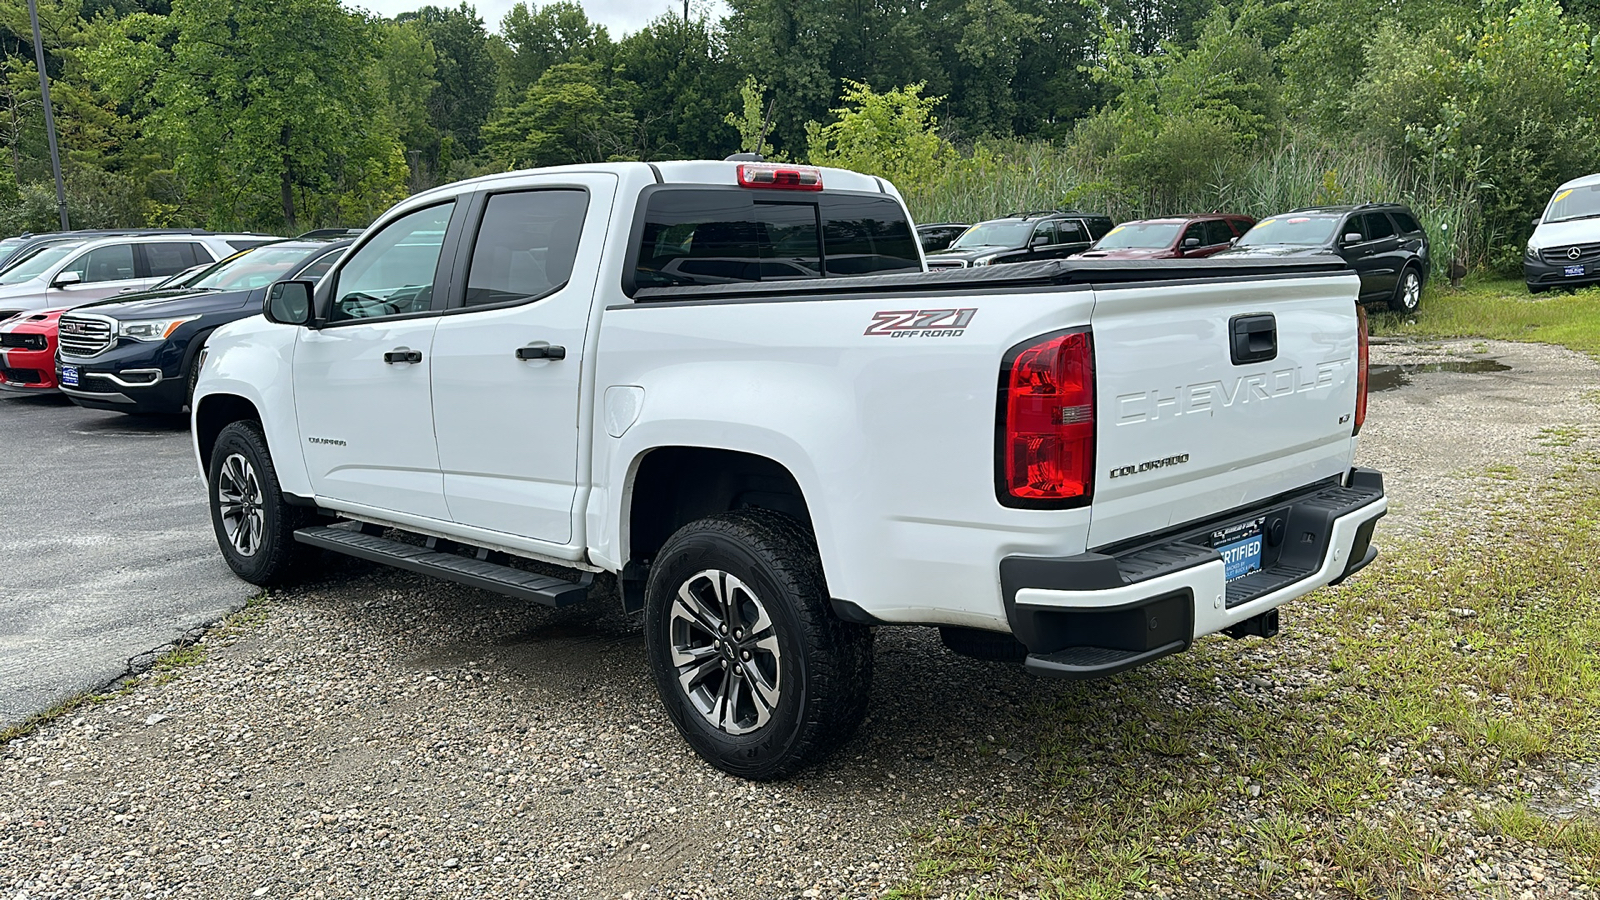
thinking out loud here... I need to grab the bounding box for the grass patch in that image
[1373,277,1600,358]
[895,460,1600,898]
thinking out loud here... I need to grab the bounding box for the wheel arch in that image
[620,445,813,612]
[194,392,262,481]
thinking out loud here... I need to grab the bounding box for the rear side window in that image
[463,189,589,307]
[1056,220,1087,244]
[1087,219,1113,240]
[1392,211,1421,234]
[1363,213,1396,240]
[631,189,918,291]
[1203,220,1235,245]
[143,242,198,277]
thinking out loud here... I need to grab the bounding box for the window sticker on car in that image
[1258,218,1275,226]
[1288,217,1311,224]
[1555,189,1573,203]
[1106,226,1124,235]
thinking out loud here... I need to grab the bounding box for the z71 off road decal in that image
[864,308,976,338]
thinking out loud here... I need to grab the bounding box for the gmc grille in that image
[1539,242,1600,265]
[0,333,47,350]
[57,315,114,357]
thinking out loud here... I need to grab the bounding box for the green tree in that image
[482,60,637,168]
[89,0,407,229]
[500,1,609,95]
[615,11,738,160]
[805,80,957,189]
[397,3,497,157]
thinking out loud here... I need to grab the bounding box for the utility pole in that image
[26,0,69,231]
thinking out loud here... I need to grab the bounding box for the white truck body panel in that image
[194,160,1383,658]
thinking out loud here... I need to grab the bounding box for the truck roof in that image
[408,160,894,204]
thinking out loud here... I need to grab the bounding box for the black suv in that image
[925,209,1114,269]
[1215,203,1430,311]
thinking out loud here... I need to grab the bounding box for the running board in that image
[295,524,592,606]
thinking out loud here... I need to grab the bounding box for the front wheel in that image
[1389,267,1423,312]
[643,509,874,780]
[207,420,315,586]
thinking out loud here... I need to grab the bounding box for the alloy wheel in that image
[668,569,783,735]
[217,452,265,557]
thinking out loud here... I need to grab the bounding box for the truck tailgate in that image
[1087,273,1361,548]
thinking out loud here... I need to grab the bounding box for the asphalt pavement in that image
[0,393,253,728]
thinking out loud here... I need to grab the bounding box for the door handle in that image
[383,348,423,364]
[516,344,566,361]
[1230,314,1277,365]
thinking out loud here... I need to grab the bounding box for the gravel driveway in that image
[2,338,1597,899]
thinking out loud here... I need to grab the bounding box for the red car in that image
[0,306,68,394]
[1071,214,1255,260]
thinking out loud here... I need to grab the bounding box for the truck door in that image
[293,201,458,521]
[428,175,617,546]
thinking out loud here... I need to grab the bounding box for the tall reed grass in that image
[900,137,1479,280]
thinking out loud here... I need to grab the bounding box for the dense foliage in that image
[1,0,1596,273]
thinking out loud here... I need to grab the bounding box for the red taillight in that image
[999,329,1095,506]
[737,163,823,191]
[1354,305,1369,435]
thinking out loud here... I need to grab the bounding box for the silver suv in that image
[1526,172,1600,293]
[0,233,269,320]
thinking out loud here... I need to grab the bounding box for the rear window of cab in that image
[629,189,921,294]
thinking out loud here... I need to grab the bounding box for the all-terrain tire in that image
[207,420,316,586]
[643,508,874,780]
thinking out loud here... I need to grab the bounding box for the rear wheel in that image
[1389,267,1423,313]
[643,509,873,780]
[207,420,315,585]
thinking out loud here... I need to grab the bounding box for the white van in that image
[1526,172,1600,293]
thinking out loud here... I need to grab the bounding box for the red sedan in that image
[1071,214,1255,260]
[0,306,68,394]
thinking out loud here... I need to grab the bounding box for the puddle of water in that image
[1368,359,1512,392]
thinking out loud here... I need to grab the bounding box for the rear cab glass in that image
[629,189,920,293]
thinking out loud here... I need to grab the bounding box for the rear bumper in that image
[1000,468,1387,679]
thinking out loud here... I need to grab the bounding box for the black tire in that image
[1389,266,1423,313]
[939,626,1029,661]
[183,336,207,413]
[1527,282,1549,295]
[207,420,316,586]
[643,509,873,780]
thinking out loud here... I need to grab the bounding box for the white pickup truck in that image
[192,160,1387,779]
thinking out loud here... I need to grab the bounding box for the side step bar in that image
[295,524,592,607]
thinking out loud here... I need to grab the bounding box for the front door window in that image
[328,203,454,322]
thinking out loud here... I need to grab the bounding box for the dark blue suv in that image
[57,239,353,415]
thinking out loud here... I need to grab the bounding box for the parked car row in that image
[921,202,1431,312]
[0,236,354,413]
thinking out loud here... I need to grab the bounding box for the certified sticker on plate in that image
[60,365,78,387]
[1212,517,1266,582]
[1566,264,1586,278]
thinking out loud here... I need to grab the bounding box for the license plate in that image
[1212,517,1265,582]
[1565,265,1586,277]
[60,365,78,387]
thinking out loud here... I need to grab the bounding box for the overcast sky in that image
[348,0,728,37]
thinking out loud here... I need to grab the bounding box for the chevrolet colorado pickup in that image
[193,160,1387,779]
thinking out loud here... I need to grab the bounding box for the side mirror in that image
[1182,237,1202,248]
[1342,232,1364,245]
[1532,217,1542,228]
[1031,235,1050,246]
[265,280,314,326]
[1229,237,1239,246]
[52,270,82,287]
